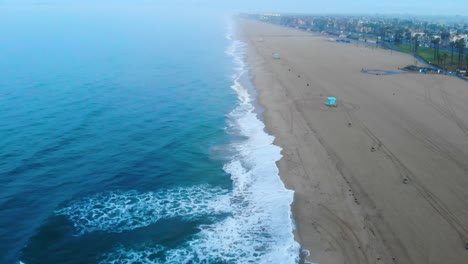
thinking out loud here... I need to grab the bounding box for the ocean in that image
[0,4,299,263]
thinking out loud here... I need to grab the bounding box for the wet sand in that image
[239,19,468,264]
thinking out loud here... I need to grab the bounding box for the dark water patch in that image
[20,216,217,264]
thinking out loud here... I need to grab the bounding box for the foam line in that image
[56,186,230,235]
[60,22,300,263]
[101,23,300,264]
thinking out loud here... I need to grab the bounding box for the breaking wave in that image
[59,23,300,264]
[56,186,230,235]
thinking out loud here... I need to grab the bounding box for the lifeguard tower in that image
[325,97,337,107]
[273,53,280,59]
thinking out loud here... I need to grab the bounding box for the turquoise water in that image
[0,5,299,264]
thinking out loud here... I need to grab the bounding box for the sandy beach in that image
[239,19,468,264]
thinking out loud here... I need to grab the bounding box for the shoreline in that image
[236,21,317,263]
[225,31,301,263]
[239,18,468,264]
[237,46,306,263]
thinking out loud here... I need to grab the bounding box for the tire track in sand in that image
[344,110,468,245]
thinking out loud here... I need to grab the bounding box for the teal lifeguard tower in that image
[273,53,280,59]
[326,97,337,107]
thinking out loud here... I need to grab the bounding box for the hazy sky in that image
[2,0,468,16]
[175,0,468,15]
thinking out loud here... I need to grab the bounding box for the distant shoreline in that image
[246,16,468,82]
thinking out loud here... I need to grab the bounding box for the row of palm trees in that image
[448,39,467,67]
[408,34,466,68]
[441,38,467,68]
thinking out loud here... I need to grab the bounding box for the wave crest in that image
[56,186,230,235]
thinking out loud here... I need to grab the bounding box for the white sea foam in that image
[56,186,230,235]
[212,30,300,263]
[62,23,300,263]
[102,24,300,264]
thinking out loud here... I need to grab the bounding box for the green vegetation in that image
[395,43,460,71]
[395,43,413,53]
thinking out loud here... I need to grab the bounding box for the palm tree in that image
[413,34,420,53]
[431,38,437,60]
[426,31,433,49]
[434,38,441,65]
[456,39,465,67]
[442,53,448,67]
[431,38,441,64]
[440,30,450,46]
[394,28,404,44]
[450,41,456,65]
[405,30,412,44]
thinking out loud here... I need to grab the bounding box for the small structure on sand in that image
[273,53,280,59]
[401,65,441,74]
[336,39,351,43]
[326,97,337,107]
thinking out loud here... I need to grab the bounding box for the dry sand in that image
[239,19,468,264]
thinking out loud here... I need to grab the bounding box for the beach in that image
[239,19,468,263]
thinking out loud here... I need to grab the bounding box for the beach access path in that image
[239,19,468,264]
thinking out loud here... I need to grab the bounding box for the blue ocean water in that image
[0,4,299,264]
